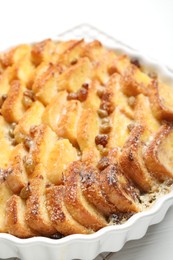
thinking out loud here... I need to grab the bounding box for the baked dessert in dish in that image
[0,39,173,238]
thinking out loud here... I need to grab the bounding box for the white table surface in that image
[0,0,173,259]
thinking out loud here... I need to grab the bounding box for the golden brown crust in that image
[99,164,141,212]
[42,91,68,132]
[64,161,107,231]
[2,80,26,123]
[57,57,92,92]
[149,80,173,120]
[5,195,37,238]
[77,108,99,151]
[119,125,156,192]
[32,62,63,105]
[144,124,173,181]
[1,45,31,68]
[56,100,82,146]
[80,165,118,216]
[46,139,78,184]
[25,164,56,235]
[14,101,45,142]
[46,185,92,235]
[29,124,57,167]
[0,182,13,232]
[31,39,56,66]
[6,144,28,194]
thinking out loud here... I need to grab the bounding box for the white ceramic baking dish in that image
[0,24,173,260]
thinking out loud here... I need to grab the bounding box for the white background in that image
[0,0,173,69]
[0,0,173,259]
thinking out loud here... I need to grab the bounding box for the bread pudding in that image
[0,39,173,238]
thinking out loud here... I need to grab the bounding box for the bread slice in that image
[134,94,160,138]
[149,79,173,120]
[0,67,14,97]
[119,125,156,192]
[14,101,45,143]
[0,44,31,68]
[46,138,78,184]
[29,124,58,168]
[0,116,14,168]
[25,164,56,236]
[99,164,141,212]
[107,108,132,149]
[81,40,106,61]
[77,108,99,151]
[58,39,84,66]
[0,181,13,232]
[80,165,118,216]
[76,40,117,84]
[83,80,101,111]
[144,123,173,181]
[81,147,101,167]
[119,95,161,192]
[6,143,28,194]
[122,64,151,96]
[42,90,68,132]
[46,185,92,235]
[108,55,130,75]
[64,161,107,231]
[57,57,92,92]
[12,55,34,87]
[31,39,57,66]
[2,80,26,123]
[109,55,151,96]
[5,195,38,238]
[100,73,133,118]
[32,62,63,105]
[56,100,82,146]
